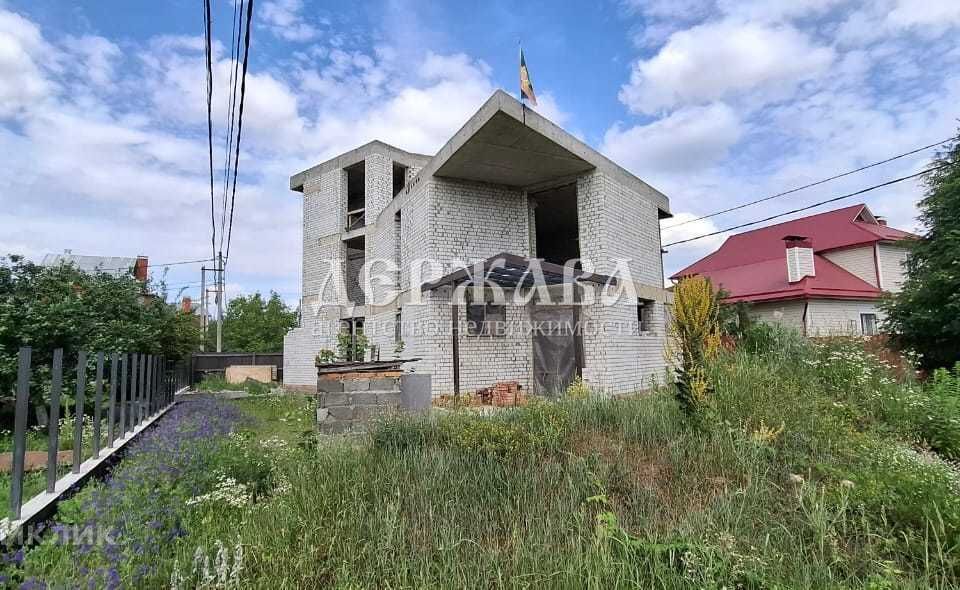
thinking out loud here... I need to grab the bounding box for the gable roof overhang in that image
[420,90,671,217]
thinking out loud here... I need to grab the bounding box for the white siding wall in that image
[749,301,807,334]
[807,299,883,336]
[749,298,885,336]
[822,246,878,287]
[878,243,910,292]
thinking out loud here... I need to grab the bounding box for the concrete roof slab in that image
[434,112,594,187]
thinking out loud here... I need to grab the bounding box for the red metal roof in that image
[671,204,915,303]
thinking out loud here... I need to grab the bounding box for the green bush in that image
[917,364,960,459]
[737,322,806,358]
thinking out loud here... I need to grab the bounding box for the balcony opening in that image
[344,235,365,306]
[345,161,365,231]
[532,183,580,267]
[393,162,408,197]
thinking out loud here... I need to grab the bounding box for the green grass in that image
[6,337,960,588]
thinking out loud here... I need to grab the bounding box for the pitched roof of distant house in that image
[671,204,917,303]
[40,252,147,280]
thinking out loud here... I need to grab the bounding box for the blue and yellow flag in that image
[519,48,537,106]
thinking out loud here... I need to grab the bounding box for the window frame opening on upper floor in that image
[392,161,408,197]
[531,183,581,268]
[637,298,655,334]
[344,235,365,306]
[345,161,365,231]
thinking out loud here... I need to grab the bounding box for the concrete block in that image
[317,379,343,393]
[354,405,389,421]
[350,392,379,405]
[320,393,349,407]
[319,421,352,435]
[328,405,354,420]
[369,377,399,391]
[376,392,402,406]
[343,379,370,392]
[401,374,432,412]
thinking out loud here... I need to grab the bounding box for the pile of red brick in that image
[491,381,524,407]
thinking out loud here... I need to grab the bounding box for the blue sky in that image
[1,0,958,306]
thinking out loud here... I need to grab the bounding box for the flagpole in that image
[518,40,526,125]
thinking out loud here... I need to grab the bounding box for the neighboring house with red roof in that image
[671,204,916,336]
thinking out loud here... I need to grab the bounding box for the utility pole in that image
[216,251,224,353]
[200,266,207,352]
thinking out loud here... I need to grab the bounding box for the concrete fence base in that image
[316,373,431,434]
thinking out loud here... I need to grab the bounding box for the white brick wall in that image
[287,151,669,396]
[364,154,392,221]
[428,178,530,272]
[577,171,669,393]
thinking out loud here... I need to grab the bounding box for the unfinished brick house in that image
[283,90,673,396]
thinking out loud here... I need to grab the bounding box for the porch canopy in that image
[420,252,616,292]
[421,252,615,400]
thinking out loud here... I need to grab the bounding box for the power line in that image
[218,0,243,256]
[664,137,955,230]
[223,0,255,268]
[663,163,952,248]
[92,257,215,272]
[203,0,216,262]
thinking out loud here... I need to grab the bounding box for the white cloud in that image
[602,102,743,175]
[838,0,960,44]
[660,212,728,280]
[62,35,121,86]
[0,8,523,300]
[261,0,320,42]
[716,0,848,22]
[887,0,960,29]
[527,91,571,128]
[0,10,55,117]
[619,20,834,114]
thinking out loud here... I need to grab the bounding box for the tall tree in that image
[882,135,960,369]
[0,255,202,395]
[215,291,297,353]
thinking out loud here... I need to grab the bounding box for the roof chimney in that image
[875,215,887,226]
[784,235,815,283]
[133,256,148,282]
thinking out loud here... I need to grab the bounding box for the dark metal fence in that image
[8,347,184,521]
[190,352,282,384]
